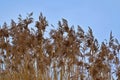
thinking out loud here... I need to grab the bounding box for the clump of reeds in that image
[0,12,119,80]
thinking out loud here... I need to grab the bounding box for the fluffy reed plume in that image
[0,13,119,80]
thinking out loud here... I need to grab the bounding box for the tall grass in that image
[0,13,120,80]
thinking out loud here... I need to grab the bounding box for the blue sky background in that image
[0,0,120,43]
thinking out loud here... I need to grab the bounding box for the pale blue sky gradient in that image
[0,0,120,42]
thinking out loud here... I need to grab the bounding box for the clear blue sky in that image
[0,0,120,43]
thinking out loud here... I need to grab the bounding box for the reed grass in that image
[0,13,119,80]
